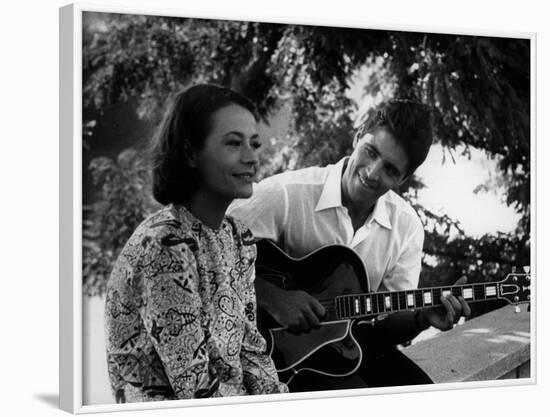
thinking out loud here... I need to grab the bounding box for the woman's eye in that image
[251,142,262,150]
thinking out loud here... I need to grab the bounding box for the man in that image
[229,99,470,391]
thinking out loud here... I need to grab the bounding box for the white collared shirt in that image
[228,158,424,292]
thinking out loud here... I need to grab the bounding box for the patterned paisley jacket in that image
[104,204,287,402]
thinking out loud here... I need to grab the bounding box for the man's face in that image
[341,127,409,209]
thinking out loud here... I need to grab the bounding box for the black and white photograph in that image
[68,4,535,410]
[51,1,543,415]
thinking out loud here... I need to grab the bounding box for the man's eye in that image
[386,166,399,177]
[364,146,376,157]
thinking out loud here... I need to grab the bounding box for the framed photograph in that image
[60,2,535,413]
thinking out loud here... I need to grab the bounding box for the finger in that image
[453,276,468,286]
[299,322,311,334]
[302,308,321,331]
[285,314,308,334]
[284,310,315,334]
[440,296,455,329]
[459,296,471,317]
[310,298,326,319]
[287,321,302,335]
[447,296,463,319]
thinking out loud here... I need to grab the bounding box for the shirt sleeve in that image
[381,219,424,291]
[238,247,288,395]
[139,236,220,399]
[228,177,287,243]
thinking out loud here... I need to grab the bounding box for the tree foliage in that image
[82,12,530,303]
[83,148,159,295]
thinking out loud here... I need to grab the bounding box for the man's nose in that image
[366,159,382,179]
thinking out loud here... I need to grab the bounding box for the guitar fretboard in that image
[335,281,511,319]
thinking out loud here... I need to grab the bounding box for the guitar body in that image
[255,240,370,383]
[255,240,532,385]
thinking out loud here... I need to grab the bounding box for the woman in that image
[104,84,287,403]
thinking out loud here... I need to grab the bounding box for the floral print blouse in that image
[104,205,287,402]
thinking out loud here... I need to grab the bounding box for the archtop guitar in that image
[255,239,531,384]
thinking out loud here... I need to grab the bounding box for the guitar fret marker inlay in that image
[365,297,372,312]
[354,298,360,314]
[463,288,473,299]
[486,286,497,297]
[423,292,432,305]
[407,293,414,307]
[442,289,451,298]
[384,296,391,309]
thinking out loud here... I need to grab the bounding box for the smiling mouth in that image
[233,173,255,183]
[358,174,376,190]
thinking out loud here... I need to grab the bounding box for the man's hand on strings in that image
[416,276,472,331]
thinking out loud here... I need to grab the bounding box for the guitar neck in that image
[335,279,528,320]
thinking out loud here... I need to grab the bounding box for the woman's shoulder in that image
[225,214,256,246]
[127,205,196,249]
[114,205,199,273]
[144,205,191,230]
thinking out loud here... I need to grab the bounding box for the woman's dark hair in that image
[355,99,433,176]
[150,84,258,205]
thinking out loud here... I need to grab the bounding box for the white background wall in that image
[1,0,548,416]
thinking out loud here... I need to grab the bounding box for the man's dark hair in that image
[355,99,433,176]
[150,84,258,205]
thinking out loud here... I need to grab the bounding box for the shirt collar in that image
[315,157,392,230]
[315,158,346,212]
[370,194,392,230]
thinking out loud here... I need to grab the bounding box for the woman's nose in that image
[241,143,259,165]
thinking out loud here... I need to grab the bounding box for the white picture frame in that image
[59,2,536,414]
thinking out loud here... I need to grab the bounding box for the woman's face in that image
[192,103,261,204]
